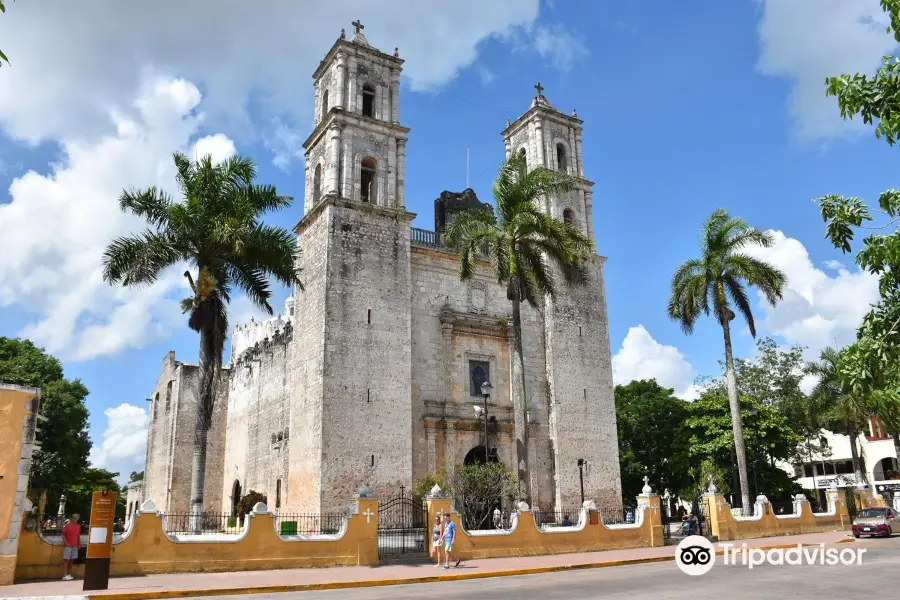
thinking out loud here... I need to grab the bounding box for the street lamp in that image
[480,380,493,462]
[577,459,585,505]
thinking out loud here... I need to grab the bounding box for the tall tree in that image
[0,337,91,512]
[444,153,593,501]
[667,209,787,511]
[816,0,900,458]
[615,379,691,500]
[805,347,869,487]
[103,153,302,525]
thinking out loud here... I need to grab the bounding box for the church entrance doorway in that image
[377,486,426,558]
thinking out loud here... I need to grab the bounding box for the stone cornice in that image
[312,38,404,80]
[501,104,583,137]
[439,309,510,339]
[303,109,410,152]
[293,194,415,235]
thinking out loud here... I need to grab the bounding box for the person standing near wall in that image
[431,516,444,567]
[61,513,80,581]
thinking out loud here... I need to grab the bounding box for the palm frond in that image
[102,231,183,286]
[723,276,756,337]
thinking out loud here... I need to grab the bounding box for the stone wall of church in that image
[142,352,228,515]
[293,201,413,512]
[409,245,555,510]
[544,256,622,511]
[223,328,293,514]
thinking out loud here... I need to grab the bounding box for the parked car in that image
[852,508,897,538]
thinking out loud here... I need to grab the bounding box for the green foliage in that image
[412,467,449,504]
[128,471,144,483]
[449,462,517,531]
[677,390,802,499]
[235,490,267,518]
[0,0,9,66]
[65,467,126,521]
[0,337,92,513]
[443,153,594,306]
[614,380,691,499]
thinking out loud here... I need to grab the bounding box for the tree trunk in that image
[847,421,866,488]
[188,323,216,532]
[508,277,530,504]
[721,318,752,513]
[893,432,900,479]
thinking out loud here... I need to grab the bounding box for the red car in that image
[852,508,897,538]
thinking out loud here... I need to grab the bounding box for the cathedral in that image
[139,22,622,518]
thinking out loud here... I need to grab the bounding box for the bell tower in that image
[501,85,622,511]
[302,20,409,214]
[289,22,414,513]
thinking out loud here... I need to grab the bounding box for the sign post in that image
[82,489,117,591]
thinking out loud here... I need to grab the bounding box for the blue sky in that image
[0,0,895,479]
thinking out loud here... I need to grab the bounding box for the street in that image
[189,537,900,600]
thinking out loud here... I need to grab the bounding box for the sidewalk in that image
[1,531,851,600]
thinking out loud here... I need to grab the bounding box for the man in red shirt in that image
[61,513,80,581]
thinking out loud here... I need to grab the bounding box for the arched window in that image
[518,147,527,168]
[275,479,282,509]
[556,143,567,172]
[231,480,242,514]
[313,164,322,204]
[322,89,329,116]
[360,157,377,204]
[362,84,376,118]
[165,380,173,413]
[563,208,575,227]
[153,393,159,420]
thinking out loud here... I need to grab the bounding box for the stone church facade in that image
[141,23,622,517]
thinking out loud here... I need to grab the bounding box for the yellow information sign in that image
[83,489,117,591]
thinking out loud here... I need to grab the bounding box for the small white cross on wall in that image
[363,508,373,524]
[716,501,725,512]
[650,504,658,512]
[437,509,445,519]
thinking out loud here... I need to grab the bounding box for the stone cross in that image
[352,20,365,34]
[362,508,373,524]
[534,82,544,96]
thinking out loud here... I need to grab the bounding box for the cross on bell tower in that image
[352,19,364,34]
[534,81,544,97]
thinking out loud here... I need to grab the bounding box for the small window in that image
[322,89,329,116]
[165,381,173,413]
[563,208,575,227]
[153,393,159,420]
[556,143,567,172]
[469,360,490,397]
[362,84,376,118]
[275,480,282,509]
[518,147,527,168]
[360,157,377,203]
[313,164,322,204]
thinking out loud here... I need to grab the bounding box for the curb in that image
[81,539,847,600]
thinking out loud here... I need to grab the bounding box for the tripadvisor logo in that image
[676,536,715,576]
[675,536,867,575]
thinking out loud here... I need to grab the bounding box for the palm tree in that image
[103,153,301,525]
[805,347,869,488]
[444,153,593,501]
[667,209,786,512]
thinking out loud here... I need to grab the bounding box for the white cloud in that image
[800,373,819,395]
[89,403,148,481]
[192,134,237,164]
[0,0,576,167]
[0,77,232,361]
[612,325,699,400]
[529,23,589,71]
[757,0,898,140]
[743,230,880,357]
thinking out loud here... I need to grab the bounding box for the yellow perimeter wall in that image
[0,384,41,586]
[705,491,850,542]
[15,498,378,580]
[424,495,666,561]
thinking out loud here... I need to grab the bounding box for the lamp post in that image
[479,380,493,462]
[577,459,585,505]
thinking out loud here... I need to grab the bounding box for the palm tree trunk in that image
[847,421,866,488]
[508,277,530,503]
[188,323,216,531]
[721,318,752,513]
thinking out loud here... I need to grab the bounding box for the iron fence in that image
[533,506,631,530]
[273,512,345,536]
[162,512,243,535]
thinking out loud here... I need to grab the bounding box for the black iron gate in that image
[378,487,426,557]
